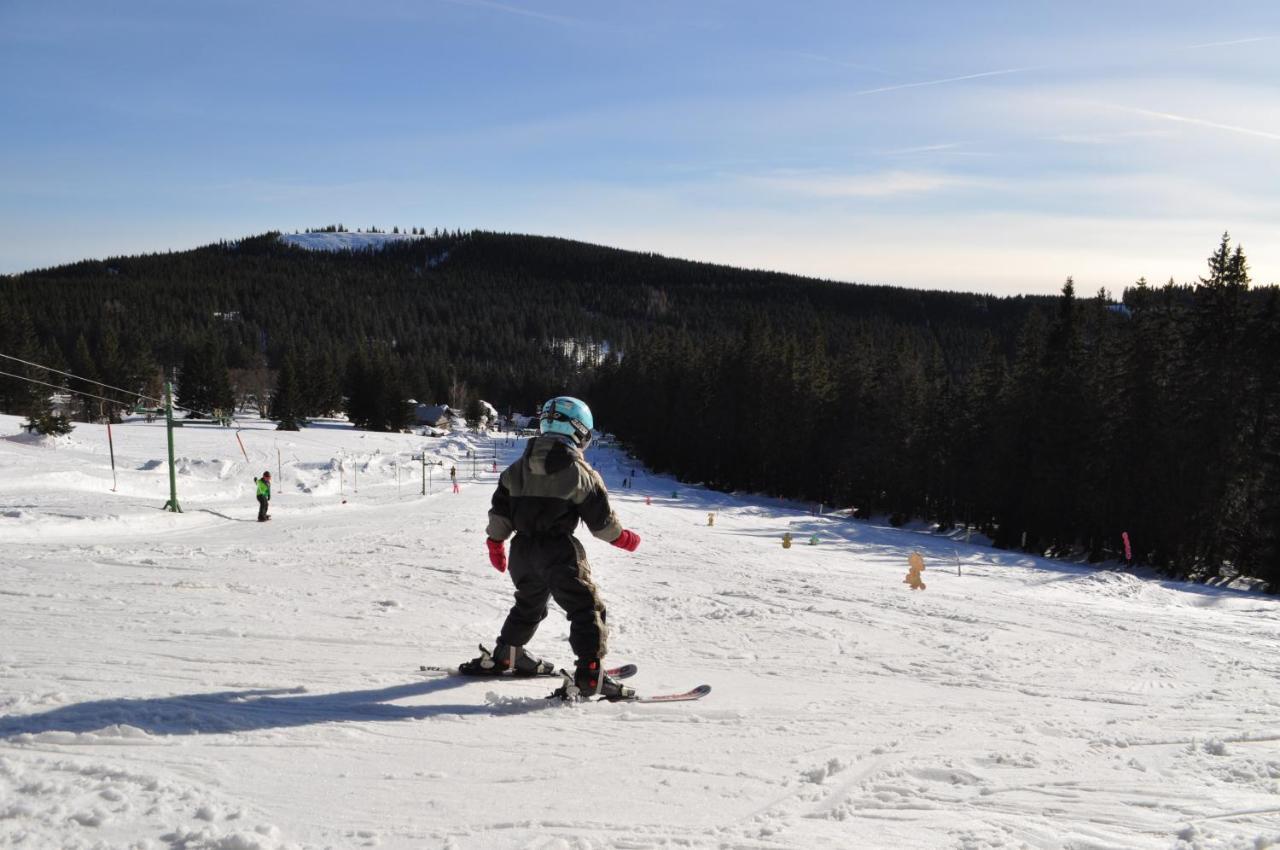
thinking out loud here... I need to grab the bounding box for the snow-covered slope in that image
[279,232,423,252]
[1,414,1277,850]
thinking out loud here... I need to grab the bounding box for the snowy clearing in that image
[279,232,424,253]
[1,414,1277,850]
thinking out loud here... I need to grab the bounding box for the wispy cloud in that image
[435,0,589,28]
[1045,128,1177,146]
[854,67,1033,96]
[882,142,963,155]
[1185,35,1274,49]
[744,169,979,199]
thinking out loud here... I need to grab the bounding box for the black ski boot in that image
[457,643,555,677]
[553,658,637,701]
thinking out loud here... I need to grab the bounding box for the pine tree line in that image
[589,235,1280,590]
[3,230,1275,587]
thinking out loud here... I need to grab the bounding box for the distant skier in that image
[254,470,271,522]
[450,465,459,494]
[461,396,641,699]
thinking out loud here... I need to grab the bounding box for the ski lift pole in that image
[162,380,182,513]
[107,422,118,492]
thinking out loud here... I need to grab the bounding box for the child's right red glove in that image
[486,538,507,573]
[610,529,640,552]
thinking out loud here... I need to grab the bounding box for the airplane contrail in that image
[854,67,1033,96]
[1186,35,1274,49]
[1119,105,1280,142]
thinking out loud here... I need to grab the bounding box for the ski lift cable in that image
[3,352,477,462]
[0,368,146,410]
[0,351,214,417]
[0,351,164,406]
[0,374,431,475]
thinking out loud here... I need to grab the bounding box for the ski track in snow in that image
[1,414,1278,849]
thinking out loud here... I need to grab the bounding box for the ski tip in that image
[623,684,712,704]
[611,663,638,679]
[648,684,711,702]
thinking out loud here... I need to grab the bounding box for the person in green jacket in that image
[254,470,271,522]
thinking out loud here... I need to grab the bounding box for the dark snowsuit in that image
[487,434,623,660]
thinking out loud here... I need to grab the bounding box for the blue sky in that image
[2,1,1277,293]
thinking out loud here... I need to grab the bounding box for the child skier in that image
[460,396,641,700]
[254,470,271,522]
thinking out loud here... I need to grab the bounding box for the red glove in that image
[610,529,640,552]
[486,538,507,573]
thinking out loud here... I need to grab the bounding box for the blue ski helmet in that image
[539,396,593,448]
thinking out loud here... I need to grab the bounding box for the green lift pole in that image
[162,380,182,513]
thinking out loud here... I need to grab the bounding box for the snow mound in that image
[1057,569,1177,604]
[2,432,74,449]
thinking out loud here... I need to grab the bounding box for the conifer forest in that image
[2,231,1277,590]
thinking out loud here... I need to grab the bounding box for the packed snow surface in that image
[1,414,1278,849]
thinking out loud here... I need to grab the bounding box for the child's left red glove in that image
[610,529,641,552]
[485,538,507,573]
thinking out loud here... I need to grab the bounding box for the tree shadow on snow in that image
[0,677,555,739]
[619,465,1273,606]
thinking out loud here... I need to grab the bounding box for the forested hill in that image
[2,230,1278,589]
[2,229,1049,411]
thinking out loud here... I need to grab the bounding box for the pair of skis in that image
[418,660,710,704]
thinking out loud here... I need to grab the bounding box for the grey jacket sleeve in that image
[486,474,515,541]
[573,465,624,542]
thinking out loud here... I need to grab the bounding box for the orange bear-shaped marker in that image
[904,552,926,590]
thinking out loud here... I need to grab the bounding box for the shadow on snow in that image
[595,450,1272,606]
[0,677,556,739]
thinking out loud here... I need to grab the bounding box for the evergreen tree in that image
[0,303,34,415]
[344,348,411,432]
[1231,289,1280,589]
[1182,234,1252,574]
[464,396,486,427]
[179,338,236,417]
[272,354,303,430]
[4,306,55,427]
[70,333,99,422]
[344,350,377,429]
